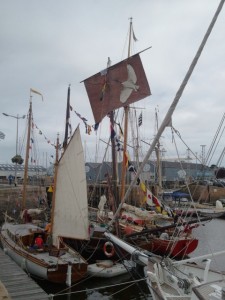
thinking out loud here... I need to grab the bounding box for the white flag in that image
[30,88,43,101]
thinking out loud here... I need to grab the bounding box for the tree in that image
[215,167,225,179]
[210,164,217,169]
[11,155,24,165]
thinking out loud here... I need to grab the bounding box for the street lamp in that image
[2,113,26,186]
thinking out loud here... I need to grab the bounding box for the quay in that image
[0,248,50,299]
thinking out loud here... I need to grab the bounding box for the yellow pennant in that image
[30,88,44,101]
[47,186,53,192]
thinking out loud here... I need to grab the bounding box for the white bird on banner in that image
[120,64,139,103]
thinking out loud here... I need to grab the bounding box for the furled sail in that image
[52,126,89,244]
[84,53,151,124]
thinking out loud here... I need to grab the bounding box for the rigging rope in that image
[205,112,225,165]
[50,277,147,298]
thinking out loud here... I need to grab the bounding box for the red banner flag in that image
[83,54,151,123]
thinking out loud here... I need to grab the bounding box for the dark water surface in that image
[36,218,225,299]
[37,271,152,299]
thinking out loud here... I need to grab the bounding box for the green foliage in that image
[215,168,225,179]
[210,164,217,169]
[11,155,24,165]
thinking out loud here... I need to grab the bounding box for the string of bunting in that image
[32,108,99,152]
[70,105,99,134]
[110,121,172,214]
[33,122,56,148]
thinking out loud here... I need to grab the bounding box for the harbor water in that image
[189,217,225,271]
[35,218,225,299]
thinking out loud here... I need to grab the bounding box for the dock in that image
[0,248,50,299]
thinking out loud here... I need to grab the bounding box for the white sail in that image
[52,126,89,244]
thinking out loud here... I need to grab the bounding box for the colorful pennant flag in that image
[146,189,154,206]
[138,112,142,127]
[110,124,116,139]
[127,161,141,185]
[152,195,161,208]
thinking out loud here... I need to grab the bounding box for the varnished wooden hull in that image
[0,223,87,284]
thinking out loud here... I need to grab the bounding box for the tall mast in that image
[22,94,32,210]
[104,56,119,213]
[110,110,120,236]
[120,17,133,200]
[50,133,59,236]
[63,84,71,150]
[110,119,119,208]
[155,108,162,195]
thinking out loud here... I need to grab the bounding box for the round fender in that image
[103,241,115,258]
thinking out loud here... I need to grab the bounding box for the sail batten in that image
[52,126,89,244]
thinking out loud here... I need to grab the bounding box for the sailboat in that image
[105,231,225,300]
[0,89,88,286]
[102,0,225,298]
[62,19,201,263]
[74,19,199,261]
[195,200,225,218]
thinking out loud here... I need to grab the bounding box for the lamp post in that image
[2,113,26,186]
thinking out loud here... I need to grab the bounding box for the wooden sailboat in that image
[195,200,225,218]
[61,19,202,264]
[0,89,88,285]
[103,1,225,298]
[122,220,199,259]
[64,19,153,262]
[80,19,199,260]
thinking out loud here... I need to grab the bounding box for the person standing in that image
[8,174,13,185]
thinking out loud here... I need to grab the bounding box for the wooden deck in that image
[0,248,50,299]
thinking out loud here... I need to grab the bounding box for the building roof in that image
[0,164,46,173]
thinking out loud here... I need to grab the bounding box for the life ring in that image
[103,241,115,258]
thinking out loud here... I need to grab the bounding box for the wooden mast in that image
[63,84,71,151]
[103,55,121,236]
[120,17,133,200]
[110,111,119,209]
[50,133,59,237]
[155,108,162,196]
[22,93,32,210]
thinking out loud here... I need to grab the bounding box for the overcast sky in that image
[0,0,225,168]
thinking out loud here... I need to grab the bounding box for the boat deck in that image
[193,279,225,300]
[0,248,49,299]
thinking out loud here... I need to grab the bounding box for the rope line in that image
[51,277,147,298]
